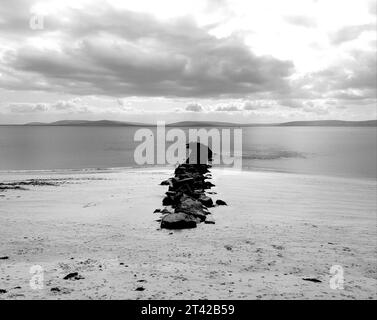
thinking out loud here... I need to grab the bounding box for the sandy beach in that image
[0,167,376,300]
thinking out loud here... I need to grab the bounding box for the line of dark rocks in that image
[0,178,105,193]
[155,163,227,229]
[0,179,60,192]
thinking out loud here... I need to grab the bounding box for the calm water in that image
[0,126,376,179]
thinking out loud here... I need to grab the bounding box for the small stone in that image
[216,199,227,206]
[302,278,322,283]
[0,289,7,294]
[51,287,61,292]
[63,272,78,280]
[0,256,9,260]
[63,272,84,280]
[135,287,145,291]
[153,209,161,213]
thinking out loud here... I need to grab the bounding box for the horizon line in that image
[0,119,376,126]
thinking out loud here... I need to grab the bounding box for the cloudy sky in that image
[0,0,376,124]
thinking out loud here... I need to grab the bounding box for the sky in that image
[0,0,376,124]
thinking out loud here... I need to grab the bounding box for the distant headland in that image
[14,119,377,127]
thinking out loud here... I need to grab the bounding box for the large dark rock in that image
[175,183,193,195]
[175,177,194,185]
[185,143,213,165]
[203,181,215,189]
[198,195,213,207]
[174,166,187,175]
[161,208,173,214]
[191,190,204,199]
[160,179,171,186]
[162,196,174,206]
[161,213,197,229]
[175,194,207,221]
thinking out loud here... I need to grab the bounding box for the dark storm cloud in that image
[0,3,294,98]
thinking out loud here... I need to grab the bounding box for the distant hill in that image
[22,119,377,127]
[168,120,377,127]
[166,121,243,127]
[278,120,377,127]
[25,120,153,126]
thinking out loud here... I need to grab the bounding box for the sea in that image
[0,126,376,180]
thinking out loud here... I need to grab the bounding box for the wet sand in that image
[0,168,376,299]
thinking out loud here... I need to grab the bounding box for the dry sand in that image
[0,167,376,299]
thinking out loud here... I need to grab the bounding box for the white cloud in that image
[215,105,242,112]
[0,0,375,122]
[185,103,204,112]
[8,103,48,113]
[243,100,275,110]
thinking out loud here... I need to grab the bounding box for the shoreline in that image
[0,166,376,299]
[0,165,375,184]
